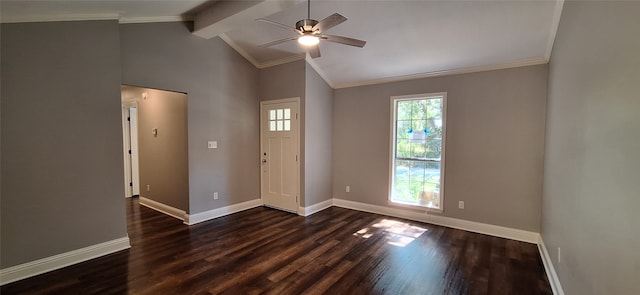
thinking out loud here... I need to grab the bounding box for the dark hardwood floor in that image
[2,198,552,294]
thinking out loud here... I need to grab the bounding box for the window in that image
[269,108,291,131]
[390,93,446,210]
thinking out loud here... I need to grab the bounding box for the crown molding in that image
[333,57,549,89]
[259,54,306,69]
[219,33,306,69]
[218,33,262,68]
[0,14,119,24]
[0,14,192,24]
[545,0,565,61]
[305,57,335,88]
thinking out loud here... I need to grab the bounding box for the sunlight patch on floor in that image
[353,219,427,247]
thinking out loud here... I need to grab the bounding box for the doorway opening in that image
[120,85,189,219]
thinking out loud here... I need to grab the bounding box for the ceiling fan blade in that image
[256,18,299,34]
[321,34,366,48]
[308,45,321,58]
[259,36,298,48]
[313,13,347,32]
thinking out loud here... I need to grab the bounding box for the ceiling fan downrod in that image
[296,0,317,32]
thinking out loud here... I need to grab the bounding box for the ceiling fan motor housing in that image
[296,19,319,33]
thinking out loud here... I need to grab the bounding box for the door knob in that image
[262,159,267,164]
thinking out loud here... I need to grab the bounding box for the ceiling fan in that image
[256,0,366,58]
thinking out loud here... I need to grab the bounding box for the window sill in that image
[387,200,443,214]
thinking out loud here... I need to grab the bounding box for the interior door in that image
[129,107,140,195]
[122,107,133,198]
[260,99,299,213]
[122,103,140,198]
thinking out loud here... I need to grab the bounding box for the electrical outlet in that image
[346,186,350,193]
[146,185,150,192]
[213,192,219,200]
[558,247,561,263]
[458,201,464,209]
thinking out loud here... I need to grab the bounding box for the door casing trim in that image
[259,97,301,214]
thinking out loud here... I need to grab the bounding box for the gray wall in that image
[304,64,333,207]
[258,60,305,102]
[258,60,308,205]
[1,21,128,268]
[258,60,333,207]
[121,86,189,211]
[120,22,260,214]
[333,65,547,232]
[542,2,640,294]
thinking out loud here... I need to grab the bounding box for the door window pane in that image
[268,108,294,132]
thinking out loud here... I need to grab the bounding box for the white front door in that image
[260,98,300,213]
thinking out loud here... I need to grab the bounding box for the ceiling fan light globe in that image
[298,35,320,46]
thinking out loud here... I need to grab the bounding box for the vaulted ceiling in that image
[1,0,563,88]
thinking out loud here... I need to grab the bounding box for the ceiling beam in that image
[193,0,303,39]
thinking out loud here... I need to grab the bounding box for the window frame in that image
[388,92,447,212]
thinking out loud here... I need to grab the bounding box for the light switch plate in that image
[208,141,217,149]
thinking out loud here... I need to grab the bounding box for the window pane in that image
[413,119,428,131]
[284,108,291,119]
[427,99,442,119]
[397,101,412,121]
[397,120,412,139]
[409,161,426,202]
[424,162,440,194]
[277,120,283,131]
[277,109,283,120]
[270,121,276,131]
[411,143,428,159]
[269,110,276,120]
[284,120,290,131]
[394,161,412,202]
[396,139,411,158]
[426,138,442,159]
[412,100,427,120]
[391,96,444,209]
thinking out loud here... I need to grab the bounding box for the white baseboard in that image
[139,196,186,221]
[298,199,333,217]
[0,237,130,286]
[538,236,565,295]
[185,199,263,225]
[332,198,540,244]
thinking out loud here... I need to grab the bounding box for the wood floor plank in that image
[1,197,552,294]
